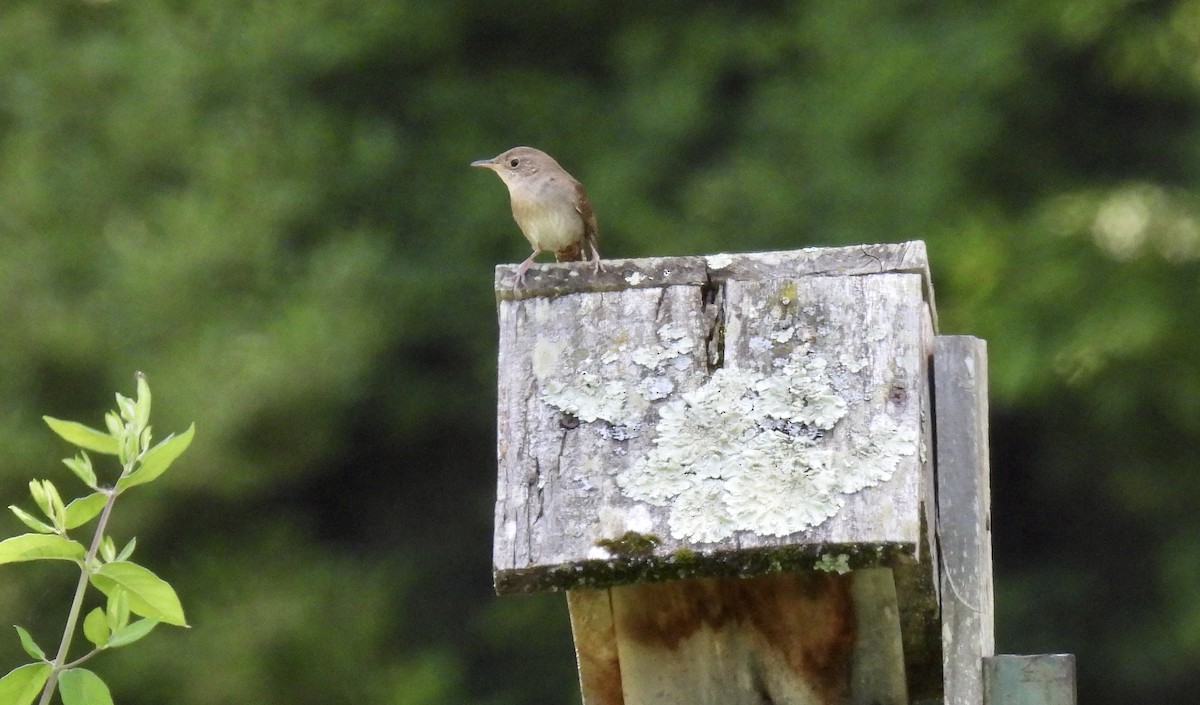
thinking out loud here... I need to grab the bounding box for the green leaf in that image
[114,393,135,424]
[13,626,45,661]
[105,618,159,649]
[42,481,67,532]
[8,506,55,534]
[116,424,195,492]
[43,417,120,456]
[99,536,116,563]
[28,481,49,519]
[64,493,108,530]
[82,608,110,649]
[118,430,136,467]
[103,412,122,439]
[59,668,113,705]
[0,663,51,705]
[115,537,136,562]
[0,534,85,565]
[63,453,97,489]
[91,562,188,627]
[106,589,129,632]
[134,373,151,432]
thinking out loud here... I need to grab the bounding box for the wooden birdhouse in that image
[492,242,1073,705]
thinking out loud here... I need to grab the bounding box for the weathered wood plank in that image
[983,655,1076,705]
[494,284,711,593]
[494,241,937,326]
[600,570,905,705]
[494,256,710,300]
[494,269,935,594]
[896,292,944,701]
[705,242,936,325]
[847,568,908,705]
[567,589,624,705]
[935,335,995,705]
[717,274,930,549]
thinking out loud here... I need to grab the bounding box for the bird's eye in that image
[509,158,519,167]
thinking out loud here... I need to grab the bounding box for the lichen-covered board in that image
[495,284,712,592]
[494,253,934,594]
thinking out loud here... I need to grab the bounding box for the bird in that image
[471,146,603,289]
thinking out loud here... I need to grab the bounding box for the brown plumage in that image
[471,146,603,289]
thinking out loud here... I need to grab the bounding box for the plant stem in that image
[37,488,119,705]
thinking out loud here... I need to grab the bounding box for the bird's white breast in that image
[510,184,584,251]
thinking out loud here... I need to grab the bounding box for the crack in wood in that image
[701,274,725,372]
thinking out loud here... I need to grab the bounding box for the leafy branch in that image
[0,374,193,705]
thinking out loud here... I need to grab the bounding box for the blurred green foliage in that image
[1,1,1198,703]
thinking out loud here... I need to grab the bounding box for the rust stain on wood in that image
[614,573,856,703]
[568,589,625,705]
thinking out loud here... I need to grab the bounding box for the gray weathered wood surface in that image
[983,655,1076,705]
[494,243,937,594]
[935,336,996,705]
[494,242,936,328]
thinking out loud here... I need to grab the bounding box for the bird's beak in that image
[470,158,496,169]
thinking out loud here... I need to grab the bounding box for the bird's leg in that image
[589,243,604,275]
[513,250,540,290]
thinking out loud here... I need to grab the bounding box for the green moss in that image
[777,281,799,303]
[594,531,661,558]
[494,541,920,594]
[670,547,698,562]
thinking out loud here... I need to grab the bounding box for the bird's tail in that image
[553,243,586,262]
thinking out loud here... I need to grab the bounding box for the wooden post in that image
[984,655,1077,705]
[935,336,995,705]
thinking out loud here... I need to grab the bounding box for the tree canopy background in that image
[2,1,1199,703]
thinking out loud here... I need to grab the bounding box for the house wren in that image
[471,146,603,289]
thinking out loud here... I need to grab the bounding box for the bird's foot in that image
[512,254,537,290]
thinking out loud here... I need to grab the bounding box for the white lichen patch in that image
[629,323,692,370]
[532,338,568,378]
[625,271,648,286]
[706,253,735,269]
[587,545,613,560]
[598,423,640,442]
[771,327,795,343]
[593,504,654,538]
[616,351,915,543]
[538,315,697,428]
[814,553,851,574]
[638,375,675,401]
[838,353,867,374]
[542,372,629,423]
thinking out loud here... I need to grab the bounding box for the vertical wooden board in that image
[935,336,995,705]
[494,285,710,583]
[897,298,943,700]
[568,589,624,705]
[609,574,854,705]
[604,571,908,705]
[716,273,930,550]
[984,655,1076,705]
[847,569,908,705]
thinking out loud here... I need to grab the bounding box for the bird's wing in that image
[574,181,600,261]
[551,179,600,263]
